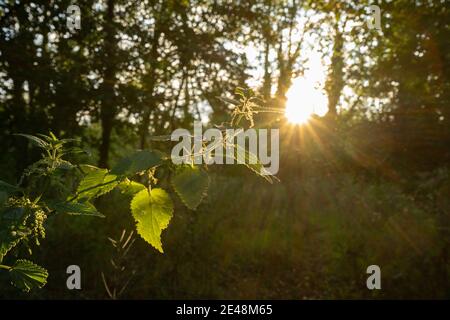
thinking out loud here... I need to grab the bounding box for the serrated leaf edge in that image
[9,259,49,292]
[171,168,210,210]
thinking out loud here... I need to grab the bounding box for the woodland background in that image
[0,0,449,299]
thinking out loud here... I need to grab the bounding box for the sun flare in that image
[285,86,314,125]
[284,52,329,124]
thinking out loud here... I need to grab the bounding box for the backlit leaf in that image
[76,168,118,200]
[14,134,49,149]
[111,150,163,176]
[118,179,146,196]
[49,201,104,217]
[171,165,209,210]
[130,188,173,253]
[9,259,48,292]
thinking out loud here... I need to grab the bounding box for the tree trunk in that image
[139,26,161,150]
[262,37,272,102]
[98,0,117,168]
[325,21,344,118]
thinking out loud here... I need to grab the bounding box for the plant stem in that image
[0,265,11,271]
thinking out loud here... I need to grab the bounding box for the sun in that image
[284,52,328,124]
[285,77,328,124]
[285,82,314,124]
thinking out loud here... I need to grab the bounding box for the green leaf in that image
[0,233,21,264]
[14,134,49,149]
[0,191,7,207]
[171,165,209,210]
[217,96,240,106]
[0,180,20,193]
[0,207,28,263]
[49,201,104,217]
[54,160,75,171]
[9,259,48,292]
[61,147,86,157]
[76,168,118,200]
[130,188,173,253]
[111,150,163,176]
[118,179,147,196]
[226,144,277,183]
[78,164,102,173]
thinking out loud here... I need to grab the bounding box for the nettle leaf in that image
[217,96,240,106]
[111,150,164,176]
[49,201,104,217]
[78,164,102,173]
[54,159,75,171]
[0,238,21,263]
[9,259,48,292]
[130,188,173,253]
[227,144,276,183]
[77,168,118,200]
[171,165,209,210]
[118,179,146,196]
[0,233,22,264]
[0,180,20,194]
[0,207,28,263]
[0,191,7,206]
[14,134,49,149]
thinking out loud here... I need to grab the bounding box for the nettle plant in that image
[0,88,276,292]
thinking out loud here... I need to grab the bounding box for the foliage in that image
[0,133,208,290]
[0,88,274,291]
[8,259,49,292]
[171,165,209,210]
[0,0,448,300]
[130,188,174,253]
